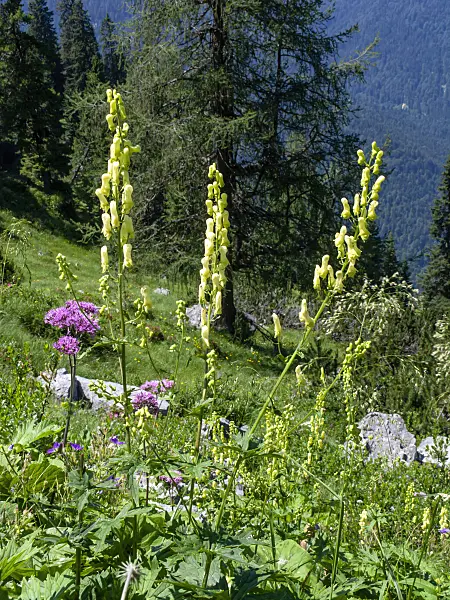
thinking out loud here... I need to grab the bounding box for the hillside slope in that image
[330,0,450,274]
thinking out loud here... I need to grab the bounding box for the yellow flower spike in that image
[112,161,120,185]
[120,215,134,244]
[318,255,329,278]
[327,264,335,287]
[215,290,222,315]
[334,270,344,292]
[100,173,111,196]
[95,189,109,212]
[372,175,385,193]
[110,201,120,229]
[106,113,115,131]
[299,299,314,329]
[201,324,210,347]
[353,193,360,216]
[358,217,370,242]
[357,149,366,166]
[123,244,132,268]
[101,245,109,273]
[341,198,351,219]
[313,265,321,290]
[140,286,152,312]
[101,213,112,240]
[122,184,134,214]
[368,201,378,221]
[272,313,282,340]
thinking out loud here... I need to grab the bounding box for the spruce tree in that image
[59,0,100,94]
[100,14,125,86]
[423,157,450,300]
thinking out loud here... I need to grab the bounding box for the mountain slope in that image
[330,0,450,274]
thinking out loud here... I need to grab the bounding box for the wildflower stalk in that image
[62,354,76,448]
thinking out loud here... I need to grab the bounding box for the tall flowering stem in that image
[96,89,141,452]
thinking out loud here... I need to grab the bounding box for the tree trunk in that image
[211,0,236,333]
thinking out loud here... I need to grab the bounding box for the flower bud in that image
[95,188,109,212]
[368,201,378,221]
[318,255,329,278]
[123,244,132,268]
[101,173,111,196]
[341,198,351,219]
[272,313,282,340]
[358,217,370,241]
[122,184,134,214]
[112,161,120,185]
[121,215,134,243]
[106,114,116,131]
[313,265,321,290]
[373,175,385,193]
[141,286,152,312]
[101,245,109,273]
[102,213,112,240]
[215,291,222,315]
[299,299,314,329]
[110,201,120,229]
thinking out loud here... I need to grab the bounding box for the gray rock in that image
[38,368,82,402]
[358,412,417,465]
[154,287,170,296]
[417,436,450,467]
[39,370,169,415]
[186,304,202,328]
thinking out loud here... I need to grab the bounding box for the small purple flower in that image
[53,335,80,355]
[159,471,183,486]
[110,436,125,446]
[438,528,450,534]
[46,442,61,454]
[69,443,83,451]
[132,390,159,412]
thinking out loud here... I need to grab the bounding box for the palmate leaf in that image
[19,573,74,599]
[11,421,62,452]
[22,456,65,493]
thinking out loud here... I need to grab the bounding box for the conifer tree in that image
[100,14,125,86]
[58,0,100,94]
[423,157,450,300]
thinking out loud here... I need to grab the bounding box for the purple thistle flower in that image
[69,442,83,451]
[110,436,125,446]
[132,390,158,412]
[46,442,61,454]
[44,300,100,337]
[140,379,174,394]
[159,471,183,486]
[53,335,80,355]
